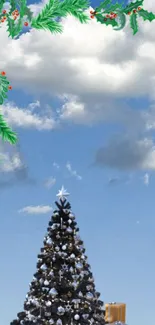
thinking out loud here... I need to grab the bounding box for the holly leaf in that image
[95,0,111,12]
[95,13,118,27]
[138,9,155,21]
[105,2,124,13]
[123,0,144,14]
[130,13,138,34]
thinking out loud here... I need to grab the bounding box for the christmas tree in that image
[11,186,105,325]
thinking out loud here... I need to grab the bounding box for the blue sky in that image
[0,0,155,325]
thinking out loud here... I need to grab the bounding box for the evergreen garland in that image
[0,0,155,144]
[93,0,155,35]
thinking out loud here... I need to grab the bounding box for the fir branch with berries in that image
[0,71,17,144]
[92,0,155,34]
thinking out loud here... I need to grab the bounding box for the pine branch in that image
[31,0,90,34]
[0,113,17,144]
[0,0,6,12]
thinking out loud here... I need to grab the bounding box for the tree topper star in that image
[56,186,70,201]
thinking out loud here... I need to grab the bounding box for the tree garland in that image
[92,0,155,34]
[0,0,155,144]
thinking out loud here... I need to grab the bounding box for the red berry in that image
[1,19,5,22]
[106,14,110,18]
[127,11,131,15]
[24,21,28,26]
[133,9,137,13]
[90,15,94,19]
[1,71,6,76]
[2,9,6,14]
[90,10,94,14]
[138,7,142,10]
[114,14,117,18]
[3,16,7,20]
[8,85,12,90]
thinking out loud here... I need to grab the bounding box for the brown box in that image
[105,302,126,323]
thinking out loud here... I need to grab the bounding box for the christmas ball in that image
[86,292,94,300]
[75,262,83,269]
[62,245,67,250]
[44,280,49,286]
[49,319,54,324]
[40,264,47,270]
[49,288,58,297]
[56,319,62,325]
[74,314,80,320]
[46,301,52,306]
[70,253,75,259]
[66,227,73,233]
[55,246,60,251]
[46,238,52,245]
[57,306,65,315]
[82,314,89,319]
[69,212,75,219]
[68,219,72,224]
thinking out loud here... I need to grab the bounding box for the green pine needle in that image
[0,113,18,144]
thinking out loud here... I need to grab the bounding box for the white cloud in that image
[66,162,82,180]
[0,152,23,172]
[143,173,150,186]
[19,205,53,214]
[95,137,155,171]
[44,176,56,189]
[2,101,57,130]
[53,162,60,169]
[0,1,155,104]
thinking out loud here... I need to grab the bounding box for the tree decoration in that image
[92,0,155,35]
[10,186,105,325]
[0,0,155,144]
[0,71,17,144]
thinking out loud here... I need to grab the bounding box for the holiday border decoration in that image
[0,0,155,144]
[92,0,155,34]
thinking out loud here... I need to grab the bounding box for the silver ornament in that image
[66,227,72,233]
[57,306,65,315]
[62,245,67,250]
[82,314,89,319]
[78,291,83,297]
[75,262,83,269]
[55,246,60,251]
[46,237,52,245]
[40,264,47,270]
[49,288,58,297]
[44,280,49,286]
[74,314,80,320]
[49,319,54,324]
[69,212,75,219]
[86,292,94,300]
[70,254,75,259]
[56,319,63,325]
[68,219,72,224]
[46,301,52,306]
[62,263,68,271]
